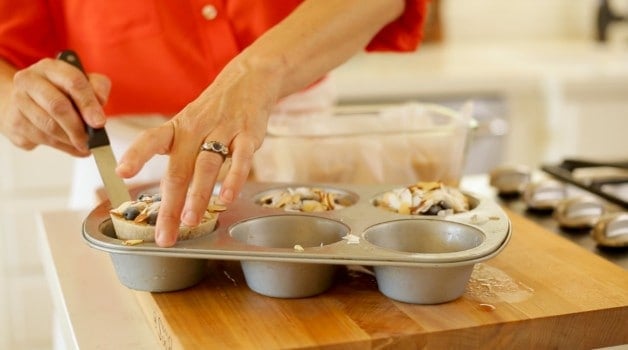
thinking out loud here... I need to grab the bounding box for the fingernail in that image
[220,189,234,203]
[155,229,176,247]
[91,109,106,125]
[116,162,130,176]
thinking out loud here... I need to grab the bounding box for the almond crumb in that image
[207,204,227,212]
[122,239,144,246]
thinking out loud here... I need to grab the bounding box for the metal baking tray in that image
[542,158,628,209]
[82,182,512,304]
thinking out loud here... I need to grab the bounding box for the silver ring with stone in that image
[200,140,229,159]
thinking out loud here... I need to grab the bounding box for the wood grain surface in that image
[135,208,628,349]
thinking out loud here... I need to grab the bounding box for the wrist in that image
[229,47,290,94]
[0,59,15,105]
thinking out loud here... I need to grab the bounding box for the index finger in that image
[157,129,202,247]
[116,121,196,247]
[52,57,106,128]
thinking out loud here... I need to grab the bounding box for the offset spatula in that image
[58,50,132,208]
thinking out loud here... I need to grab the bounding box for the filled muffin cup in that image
[99,220,211,292]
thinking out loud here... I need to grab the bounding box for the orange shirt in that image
[0,0,426,116]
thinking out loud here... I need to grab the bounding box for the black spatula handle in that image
[57,49,110,149]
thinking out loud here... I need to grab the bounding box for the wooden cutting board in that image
[134,208,628,349]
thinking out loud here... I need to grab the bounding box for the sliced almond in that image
[302,200,325,212]
[207,204,227,212]
[122,239,144,246]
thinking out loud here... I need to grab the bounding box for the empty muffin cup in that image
[101,220,208,292]
[230,215,348,298]
[364,219,486,304]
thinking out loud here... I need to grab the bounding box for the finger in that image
[219,136,256,204]
[3,121,37,151]
[115,123,173,178]
[155,130,201,247]
[14,67,89,152]
[45,135,91,156]
[181,140,226,226]
[155,174,190,247]
[26,79,89,152]
[13,88,78,148]
[6,111,89,157]
[88,73,111,106]
[115,121,185,247]
[46,59,106,128]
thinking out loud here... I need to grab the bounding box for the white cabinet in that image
[544,79,628,162]
[332,41,628,170]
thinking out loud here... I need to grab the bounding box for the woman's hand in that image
[116,0,406,247]
[0,58,110,156]
[116,56,282,247]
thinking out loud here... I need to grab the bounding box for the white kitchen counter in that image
[37,210,160,350]
[332,40,628,99]
[331,40,628,167]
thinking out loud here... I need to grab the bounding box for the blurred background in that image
[2,0,628,348]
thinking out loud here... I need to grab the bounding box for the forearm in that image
[232,0,405,98]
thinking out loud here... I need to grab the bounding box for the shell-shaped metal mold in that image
[489,164,532,197]
[554,196,605,229]
[592,212,628,247]
[523,179,567,211]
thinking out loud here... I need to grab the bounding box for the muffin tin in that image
[82,182,512,304]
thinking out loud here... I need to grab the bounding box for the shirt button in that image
[201,4,218,20]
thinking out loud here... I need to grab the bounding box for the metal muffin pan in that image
[83,182,512,303]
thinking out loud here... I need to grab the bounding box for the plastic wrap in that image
[253,102,475,185]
